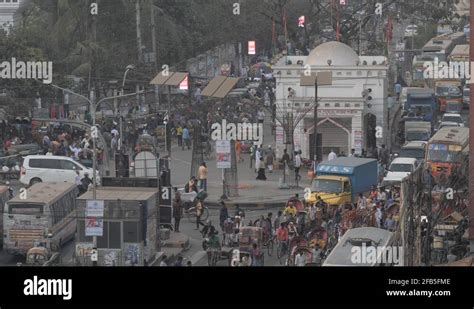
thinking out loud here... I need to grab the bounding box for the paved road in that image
[178,207,287,267]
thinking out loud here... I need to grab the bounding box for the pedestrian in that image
[423,168,434,192]
[186,261,192,267]
[75,171,83,193]
[375,203,383,228]
[348,148,356,157]
[219,201,228,231]
[185,177,198,193]
[182,126,191,150]
[328,149,337,161]
[274,210,283,233]
[255,146,262,173]
[295,251,306,266]
[394,81,402,101]
[172,192,183,233]
[160,255,168,267]
[195,198,206,230]
[198,162,208,192]
[249,144,255,169]
[280,148,291,169]
[176,124,183,147]
[311,244,323,265]
[251,243,262,266]
[235,140,242,163]
[266,145,275,173]
[357,193,368,209]
[380,144,389,166]
[257,109,265,124]
[256,156,267,180]
[234,205,245,219]
[377,187,387,204]
[294,150,302,182]
[81,172,93,192]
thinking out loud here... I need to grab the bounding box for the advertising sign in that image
[216,140,231,169]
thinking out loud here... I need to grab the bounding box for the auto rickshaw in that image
[232,226,264,266]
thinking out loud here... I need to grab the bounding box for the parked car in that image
[20,155,100,186]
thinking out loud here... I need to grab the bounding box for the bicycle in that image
[186,205,209,223]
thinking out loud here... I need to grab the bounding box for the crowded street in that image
[0,0,473,270]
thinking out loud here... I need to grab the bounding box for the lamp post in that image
[119,65,135,152]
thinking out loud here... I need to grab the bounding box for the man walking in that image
[182,126,191,150]
[294,150,302,184]
[172,192,183,232]
[198,162,208,192]
[328,149,337,161]
[266,145,275,173]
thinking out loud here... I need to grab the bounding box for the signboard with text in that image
[248,41,256,55]
[86,217,103,237]
[86,200,104,217]
[216,140,231,169]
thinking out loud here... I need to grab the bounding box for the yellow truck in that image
[304,158,378,207]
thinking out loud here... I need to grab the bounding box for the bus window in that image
[9,203,43,215]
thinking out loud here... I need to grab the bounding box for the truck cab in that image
[305,158,378,207]
[435,81,462,112]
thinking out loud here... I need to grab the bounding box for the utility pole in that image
[136,0,143,63]
[150,1,159,110]
[469,0,474,255]
[313,79,318,163]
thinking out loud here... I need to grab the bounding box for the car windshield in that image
[442,116,461,123]
[311,179,341,194]
[436,86,461,96]
[406,131,430,141]
[389,163,413,173]
[399,148,425,159]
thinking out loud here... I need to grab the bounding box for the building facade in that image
[0,0,20,33]
[273,41,389,160]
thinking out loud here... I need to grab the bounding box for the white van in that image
[20,155,100,186]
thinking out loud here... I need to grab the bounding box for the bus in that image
[425,127,469,179]
[323,227,396,266]
[3,182,78,256]
[422,32,465,57]
[448,44,469,63]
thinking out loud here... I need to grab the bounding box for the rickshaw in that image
[231,226,264,266]
[306,226,328,251]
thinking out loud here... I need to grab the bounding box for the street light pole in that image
[119,65,135,152]
[313,80,318,163]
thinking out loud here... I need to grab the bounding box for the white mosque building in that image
[273,41,390,160]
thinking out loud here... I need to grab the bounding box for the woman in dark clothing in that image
[173,192,183,232]
[256,156,267,180]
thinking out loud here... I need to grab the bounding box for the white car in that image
[20,155,100,186]
[404,25,418,38]
[440,113,464,127]
[383,157,418,186]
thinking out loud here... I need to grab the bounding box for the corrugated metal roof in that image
[77,187,157,201]
[9,182,77,204]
